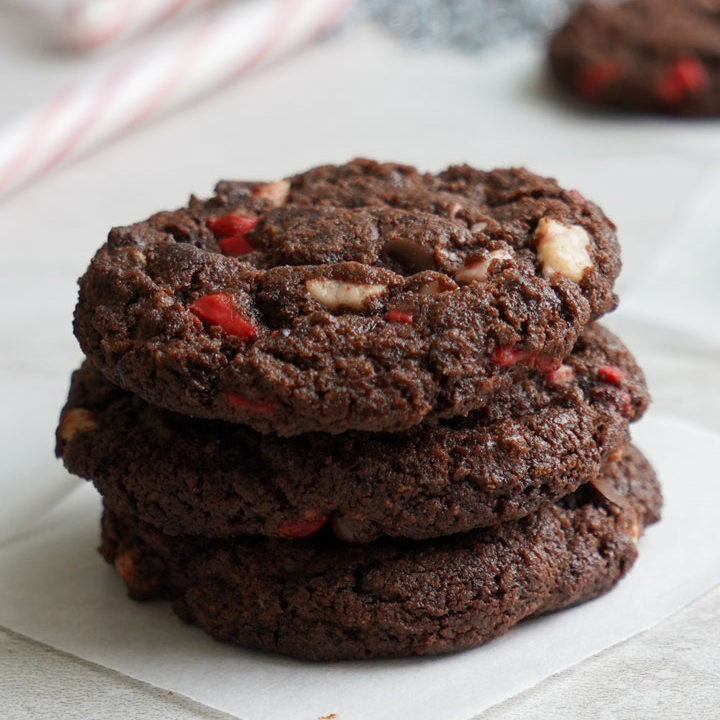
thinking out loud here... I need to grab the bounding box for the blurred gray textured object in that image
[363,0,581,50]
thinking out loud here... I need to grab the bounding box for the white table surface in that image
[1,8,719,719]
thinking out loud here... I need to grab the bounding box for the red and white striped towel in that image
[0,0,353,200]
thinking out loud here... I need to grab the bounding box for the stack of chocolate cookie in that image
[56,159,661,661]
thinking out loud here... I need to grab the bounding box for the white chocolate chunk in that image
[547,364,575,386]
[455,249,514,284]
[58,408,99,443]
[254,179,290,206]
[306,278,386,309]
[535,218,593,282]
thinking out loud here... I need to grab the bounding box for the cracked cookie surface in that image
[74,159,620,435]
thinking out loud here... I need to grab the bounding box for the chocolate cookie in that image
[74,159,620,436]
[57,325,647,542]
[99,446,661,661]
[550,0,720,116]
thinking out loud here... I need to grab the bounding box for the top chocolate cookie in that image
[75,159,620,435]
[550,0,720,116]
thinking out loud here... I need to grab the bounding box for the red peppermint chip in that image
[617,390,633,418]
[657,56,709,105]
[529,353,562,374]
[219,234,255,256]
[276,514,328,539]
[491,346,526,367]
[598,365,626,385]
[208,214,258,238]
[224,393,278,416]
[575,60,621,99]
[113,549,139,585]
[385,309,414,324]
[189,293,256,339]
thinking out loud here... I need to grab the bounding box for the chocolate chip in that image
[381,237,436,274]
[332,515,378,543]
[590,476,630,509]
